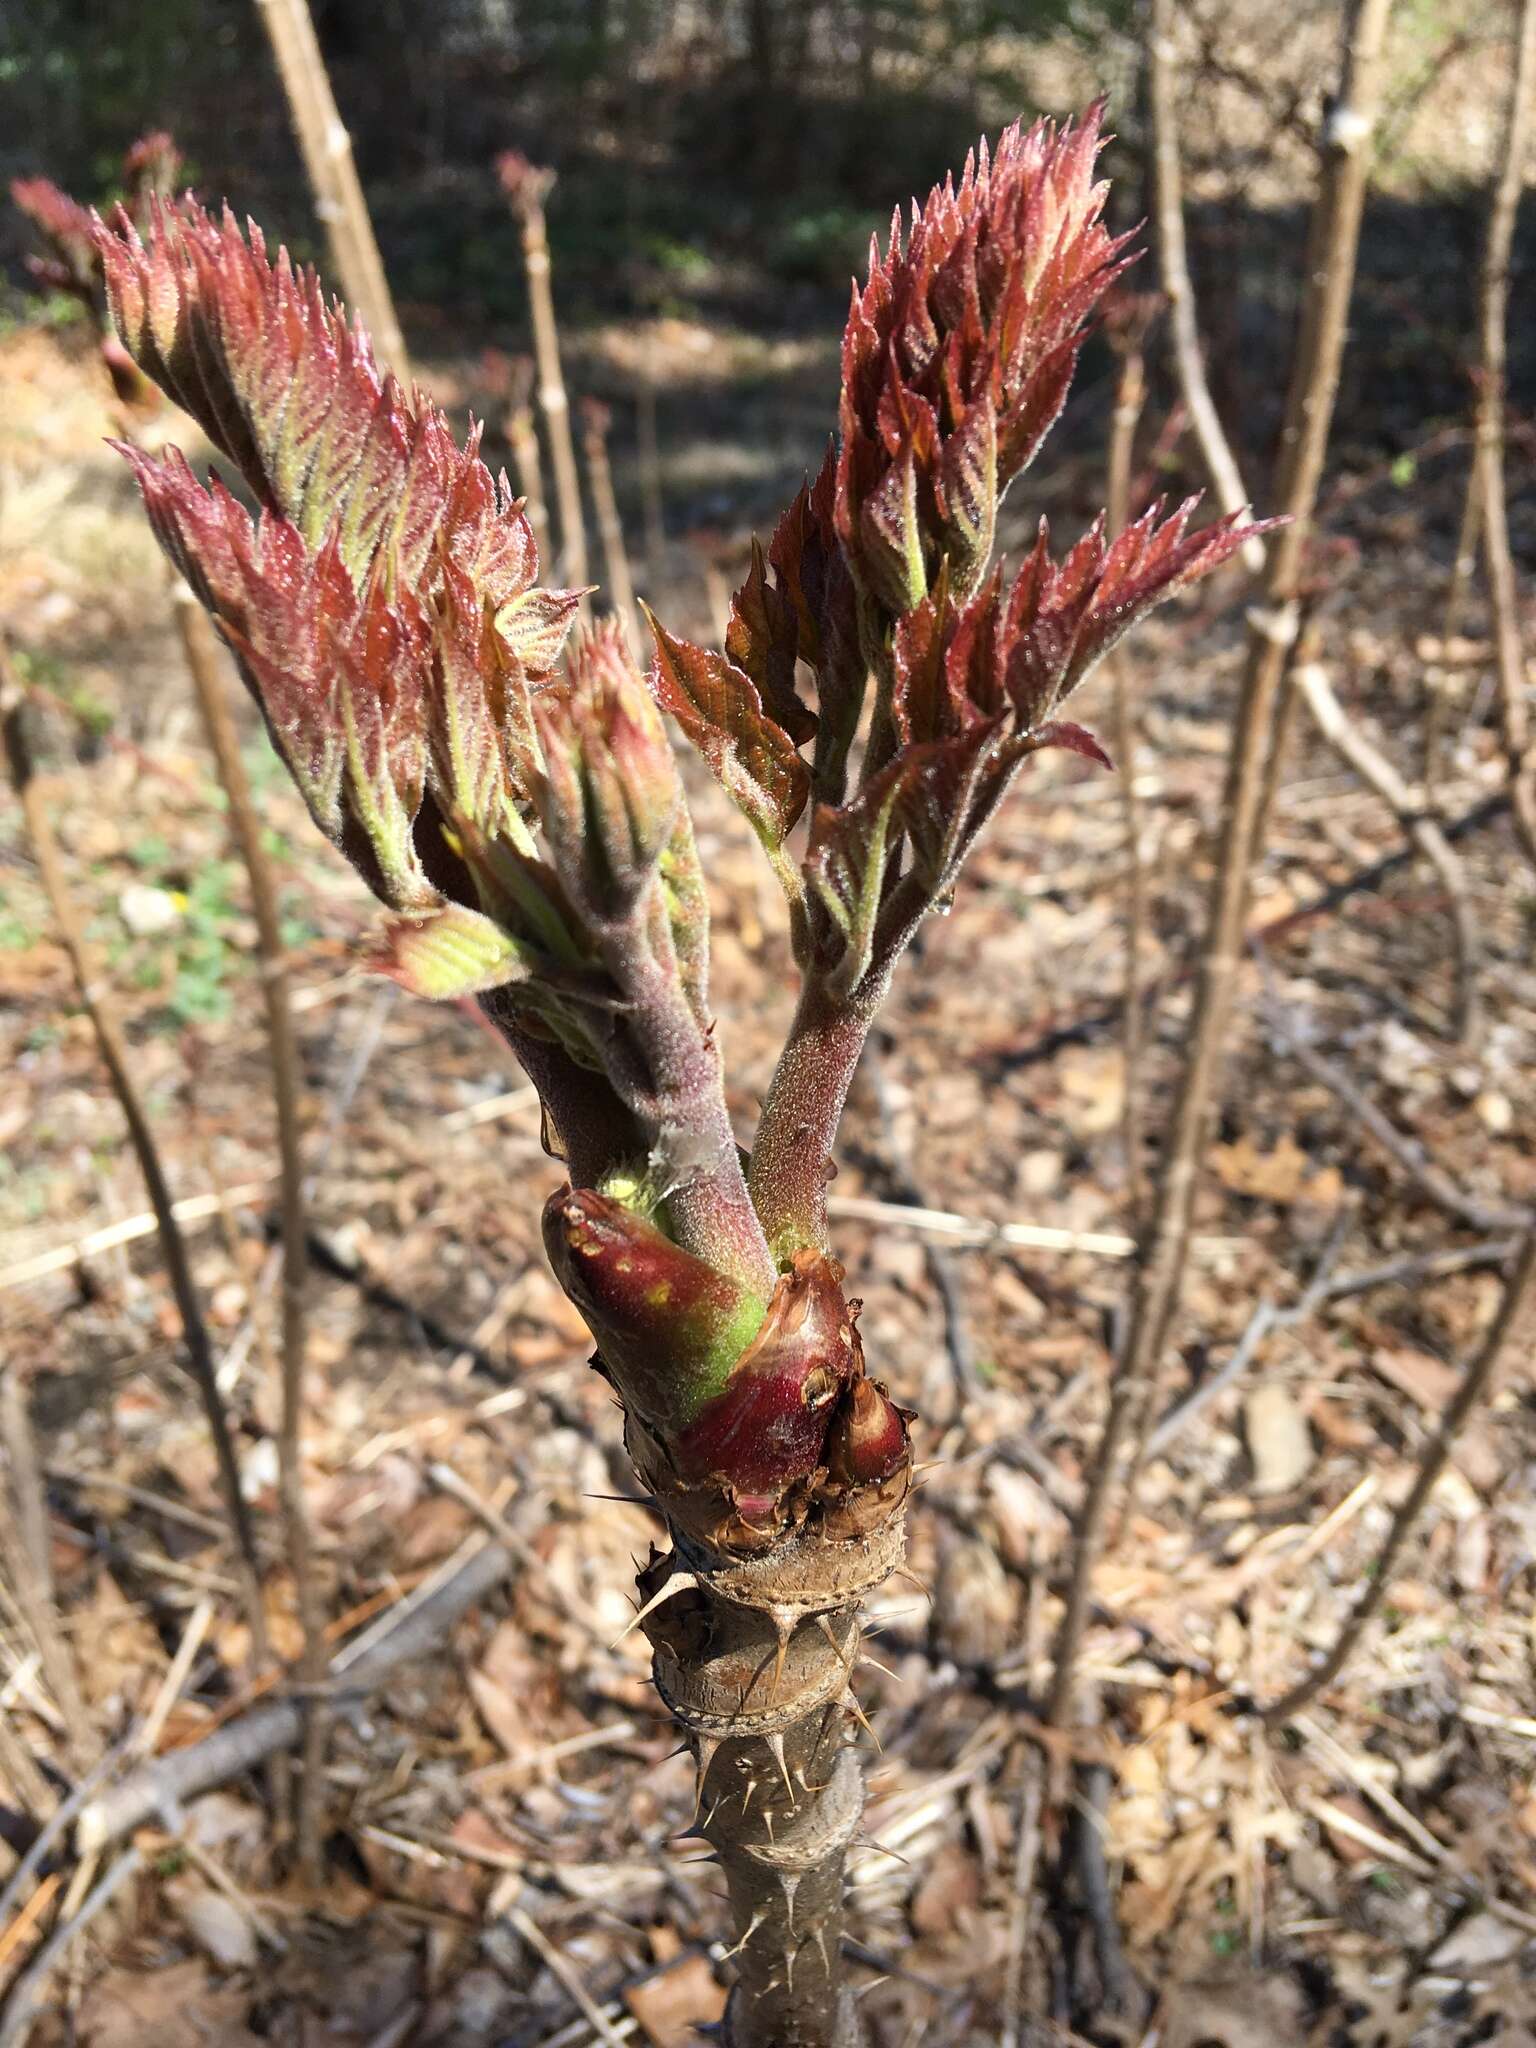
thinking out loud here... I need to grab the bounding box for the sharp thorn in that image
[765,1729,794,1803]
[843,1688,882,1751]
[720,1907,768,1960]
[609,1567,699,1649]
[859,1651,900,1680]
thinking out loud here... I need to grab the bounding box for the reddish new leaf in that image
[647,612,811,853]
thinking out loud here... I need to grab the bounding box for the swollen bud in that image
[824,1374,909,1487]
[671,1252,861,1496]
[533,625,681,919]
[542,1186,767,1436]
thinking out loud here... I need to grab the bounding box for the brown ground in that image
[1,290,1534,2048]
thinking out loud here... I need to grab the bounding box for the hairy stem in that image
[750,978,886,1261]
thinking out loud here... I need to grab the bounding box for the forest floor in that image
[1,302,1535,2048]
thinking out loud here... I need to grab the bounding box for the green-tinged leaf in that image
[803,777,901,998]
[646,611,810,852]
[372,903,534,999]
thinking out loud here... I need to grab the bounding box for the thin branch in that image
[1475,0,1536,872]
[1292,658,1480,1043]
[1105,322,1152,1225]
[171,585,329,1879]
[504,355,554,578]
[0,1846,142,2048]
[1,650,270,1683]
[502,162,588,591]
[253,0,409,377]
[1047,0,1395,1731]
[580,398,641,661]
[1261,1232,1536,1724]
[74,1538,512,1856]
[1147,0,1266,572]
[1265,1011,1533,1235]
[0,1374,91,1768]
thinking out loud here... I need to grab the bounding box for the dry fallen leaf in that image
[1210,1132,1341,1205]
[623,1950,728,2047]
[1244,1382,1313,1495]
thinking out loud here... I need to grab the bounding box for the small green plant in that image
[93,108,1261,2045]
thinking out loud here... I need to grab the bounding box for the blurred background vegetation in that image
[2,0,1527,525]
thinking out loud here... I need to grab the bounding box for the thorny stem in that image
[1047,0,1394,1731]
[173,588,329,1880]
[640,1511,905,2047]
[1,647,272,1695]
[253,0,409,379]
[1261,1232,1536,1724]
[1474,0,1536,874]
[516,198,589,592]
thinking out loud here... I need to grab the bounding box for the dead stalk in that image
[580,397,641,659]
[1047,0,1394,1730]
[502,162,588,589]
[636,336,667,584]
[253,0,408,378]
[1105,330,1150,1226]
[171,588,328,1880]
[504,355,554,577]
[1422,474,1480,790]
[1,648,272,1695]
[1147,0,1266,574]
[1474,0,1536,872]
[1262,1232,1536,1724]
[0,1374,93,1769]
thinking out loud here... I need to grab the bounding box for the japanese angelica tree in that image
[93,109,1261,2048]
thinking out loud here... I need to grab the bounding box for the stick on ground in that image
[1262,1232,1536,1723]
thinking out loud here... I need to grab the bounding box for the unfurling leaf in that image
[534,623,683,920]
[837,104,1133,625]
[373,903,535,1000]
[646,611,810,852]
[95,200,581,908]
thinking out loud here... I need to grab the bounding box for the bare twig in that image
[1,651,269,1681]
[253,0,409,377]
[0,1375,91,1766]
[636,336,666,584]
[1265,1011,1533,1234]
[0,1846,141,2048]
[1293,659,1480,1042]
[1147,0,1266,573]
[1047,0,1395,1730]
[1104,315,1153,1224]
[508,1906,631,2048]
[580,397,641,659]
[74,1538,512,1855]
[1474,0,1536,871]
[500,156,588,590]
[1262,1232,1536,1724]
[1422,475,1481,790]
[171,584,329,1877]
[504,354,554,576]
